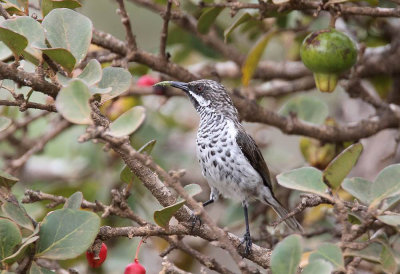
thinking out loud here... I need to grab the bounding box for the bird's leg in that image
[190,189,218,230]
[239,202,252,256]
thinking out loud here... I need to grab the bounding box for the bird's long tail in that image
[263,196,303,232]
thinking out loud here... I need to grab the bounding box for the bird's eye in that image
[196,85,204,92]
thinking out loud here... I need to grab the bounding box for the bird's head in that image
[154,79,237,117]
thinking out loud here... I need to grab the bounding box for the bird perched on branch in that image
[154,79,302,255]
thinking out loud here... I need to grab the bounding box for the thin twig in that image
[159,0,172,59]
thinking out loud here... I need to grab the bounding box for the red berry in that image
[86,243,107,268]
[124,259,146,274]
[137,75,157,87]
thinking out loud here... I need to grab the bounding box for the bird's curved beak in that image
[153,81,189,92]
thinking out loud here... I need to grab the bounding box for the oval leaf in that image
[2,235,39,264]
[224,12,252,43]
[323,143,363,190]
[154,200,185,228]
[63,191,83,210]
[2,201,34,231]
[0,26,27,55]
[42,8,92,66]
[197,7,224,34]
[242,30,275,86]
[40,48,76,73]
[380,243,397,274]
[78,59,102,85]
[309,243,344,271]
[342,177,371,204]
[0,116,11,132]
[377,215,400,228]
[98,67,132,103]
[42,0,82,17]
[109,106,145,137]
[271,234,302,274]
[279,95,329,125]
[276,167,330,199]
[55,79,92,124]
[36,208,100,259]
[0,170,19,188]
[0,218,21,260]
[302,259,333,274]
[370,164,400,208]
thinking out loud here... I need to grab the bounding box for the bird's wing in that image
[235,129,273,189]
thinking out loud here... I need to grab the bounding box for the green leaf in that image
[377,214,400,228]
[89,86,112,95]
[276,167,330,199]
[36,208,100,259]
[323,143,363,190]
[370,164,400,208]
[2,235,38,264]
[0,116,11,132]
[380,243,397,274]
[0,218,21,260]
[344,242,381,263]
[56,72,71,86]
[29,261,55,274]
[98,67,132,103]
[63,192,83,210]
[41,0,82,17]
[109,106,146,137]
[120,140,157,184]
[241,30,275,86]
[309,243,344,271]
[302,259,333,274]
[0,26,27,56]
[224,12,252,43]
[42,8,92,66]
[279,95,329,125]
[1,201,34,231]
[270,235,302,274]
[2,16,46,61]
[77,59,102,85]
[0,170,19,188]
[0,42,12,60]
[197,7,224,34]
[40,48,76,73]
[2,1,25,16]
[342,177,371,204]
[153,184,202,228]
[55,79,92,124]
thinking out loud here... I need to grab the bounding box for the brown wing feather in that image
[235,129,272,189]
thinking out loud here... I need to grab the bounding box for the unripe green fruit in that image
[300,28,357,92]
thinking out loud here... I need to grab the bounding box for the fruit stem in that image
[135,238,144,261]
[313,72,338,93]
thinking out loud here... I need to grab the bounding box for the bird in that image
[155,79,302,255]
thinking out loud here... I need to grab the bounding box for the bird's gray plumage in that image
[163,79,302,253]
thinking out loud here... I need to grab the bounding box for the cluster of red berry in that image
[86,240,146,273]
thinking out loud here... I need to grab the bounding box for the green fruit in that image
[300,28,357,92]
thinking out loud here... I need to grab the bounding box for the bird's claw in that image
[189,212,202,231]
[238,232,252,256]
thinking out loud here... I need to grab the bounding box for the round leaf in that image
[41,0,82,17]
[2,201,34,231]
[55,79,92,125]
[36,208,100,259]
[39,48,76,73]
[370,164,400,208]
[0,218,21,260]
[271,235,302,274]
[42,8,92,66]
[309,243,344,271]
[323,143,363,190]
[279,95,329,125]
[98,67,132,103]
[109,106,146,137]
[0,116,11,132]
[302,259,333,274]
[77,59,102,85]
[0,26,27,55]
[0,170,19,188]
[342,177,371,204]
[276,167,330,199]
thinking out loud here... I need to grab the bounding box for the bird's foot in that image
[238,231,252,256]
[189,212,202,231]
